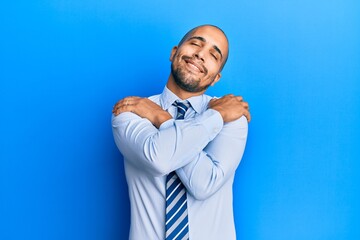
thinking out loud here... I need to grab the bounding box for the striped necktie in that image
[165,101,190,240]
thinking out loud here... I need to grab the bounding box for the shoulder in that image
[224,115,248,131]
[202,94,213,103]
[148,94,161,104]
[193,94,215,113]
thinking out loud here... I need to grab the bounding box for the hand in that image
[209,94,251,123]
[112,96,172,128]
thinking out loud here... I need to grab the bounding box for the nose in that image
[194,50,205,62]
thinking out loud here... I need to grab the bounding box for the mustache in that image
[182,56,208,74]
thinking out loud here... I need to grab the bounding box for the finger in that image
[113,104,133,116]
[113,104,120,112]
[241,101,249,109]
[208,97,220,107]
[124,96,141,102]
[116,99,132,108]
[113,97,130,111]
[113,98,134,113]
[113,99,123,111]
[113,102,126,112]
[244,110,251,122]
[123,96,142,106]
[113,104,123,114]
[209,98,217,103]
[236,96,243,102]
[114,96,141,107]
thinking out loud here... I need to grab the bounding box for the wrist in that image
[153,111,172,128]
[209,107,226,122]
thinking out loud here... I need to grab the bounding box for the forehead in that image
[186,26,229,56]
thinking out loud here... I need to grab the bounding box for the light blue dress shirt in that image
[112,86,248,240]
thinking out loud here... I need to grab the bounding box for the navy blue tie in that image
[165,101,190,240]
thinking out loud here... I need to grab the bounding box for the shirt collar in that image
[160,86,205,113]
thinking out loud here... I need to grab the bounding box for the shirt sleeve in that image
[111,109,224,177]
[176,116,248,200]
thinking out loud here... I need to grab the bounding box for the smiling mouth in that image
[183,58,205,73]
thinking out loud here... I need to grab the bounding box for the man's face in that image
[170,26,229,93]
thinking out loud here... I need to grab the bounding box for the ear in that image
[170,46,178,62]
[211,73,221,86]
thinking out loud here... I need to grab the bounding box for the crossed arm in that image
[112,95,250,200]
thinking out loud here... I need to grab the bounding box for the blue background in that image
[1,1,359,239]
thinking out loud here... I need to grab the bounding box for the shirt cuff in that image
[159,118,175,130]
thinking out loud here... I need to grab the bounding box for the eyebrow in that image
[188,36,223,60]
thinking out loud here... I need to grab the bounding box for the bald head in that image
[177,25,229,70]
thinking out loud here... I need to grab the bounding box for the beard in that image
[171,60,215,93]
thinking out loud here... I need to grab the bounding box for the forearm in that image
[176,116,248,200]
[112,109,224,176]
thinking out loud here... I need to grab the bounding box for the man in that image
[112,24,250,240]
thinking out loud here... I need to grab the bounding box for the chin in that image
[171,62,210,93]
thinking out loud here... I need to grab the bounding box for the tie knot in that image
[173,101,190,120]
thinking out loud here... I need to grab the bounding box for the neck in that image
[166,75,205,100]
